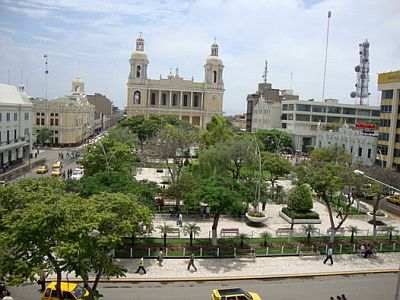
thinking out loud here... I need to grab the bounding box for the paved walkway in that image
[58,253,400,282]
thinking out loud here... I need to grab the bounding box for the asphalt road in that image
[8,273,399,300]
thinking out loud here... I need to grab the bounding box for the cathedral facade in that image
[126,35,224,128]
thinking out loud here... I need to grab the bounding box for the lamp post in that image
[353,169,400,300]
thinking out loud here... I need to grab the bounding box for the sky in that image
[0,0,399,114]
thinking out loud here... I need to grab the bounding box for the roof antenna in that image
[262,60,268,84]
[321,11,332,102]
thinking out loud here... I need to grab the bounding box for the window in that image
[14,112,17,121]
[213,70,217,83]
[151,93,156,105]
[183,94,188,106]
[55,119,59,126]
[50,113,54,116]
[379,133,389,141]
[194,94,199,107]
[394,149,400,157]
[36,112,40,116]
[371,110,380,117]
[41,118,45,125]
[36,118,40,125]
[6,130,9,143]
[6,113,10,121]
[381,105,393,112]
[50,119,54,126]
[295,114,310,121]
[136,65,141,78]
[41,112,45,116]
[24,128,29,137]
[287,113,293,120]
[296,104,311,112]
[327,106,341,114]
[55,113,58,117]
[312,115,325,122]
[327,116,340,123]
[380,119,391,127]
[172,94,177,106]
[368,148,371,159]
[311,105,325,113]
[161,93,167,105]
[382,90,393,99]
[0,113,2,122]
[133,91,141,104]
[378,145,388,155]
[343,108,356,115]
[14,129,17,141]
[282,123,287,129]
[396,135,400,143]
[281,114,287,120]
[358,109,370,116]
[24,112,29,120]
[358,147,362,157]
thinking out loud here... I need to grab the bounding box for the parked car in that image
[36,165,49,174]
[51,168,62,177]
[52,161,63,169]
[71,168,84,180]
[211,288,262,300]
[41,281,90,300]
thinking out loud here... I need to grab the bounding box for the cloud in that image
[0,0,399,114]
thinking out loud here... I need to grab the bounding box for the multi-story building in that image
[246,79,299,132]
[281,99,380,152]
[316,126,377,166]
[32,78,96,146]
[226,114,246,131]
[0,84,32,172]
[86,93,114,131]
[377,70,400,171]
[126,35,224,128]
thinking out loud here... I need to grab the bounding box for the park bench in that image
[220,228,239,237]
[326,228,345,236]
[299,247,320,257]
[276,228,293,237]
[168,227,180,238]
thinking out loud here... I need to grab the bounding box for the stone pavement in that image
[58,253,400,282]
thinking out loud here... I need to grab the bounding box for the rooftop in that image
[0,83,32,107]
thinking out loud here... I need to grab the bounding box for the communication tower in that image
[350,40,370,105]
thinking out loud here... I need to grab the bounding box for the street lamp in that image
[353,169,400,300]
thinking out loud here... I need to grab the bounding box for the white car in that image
[71,168,84,180]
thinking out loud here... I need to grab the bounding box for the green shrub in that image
[282,207,320,219]
[288,183,313,212]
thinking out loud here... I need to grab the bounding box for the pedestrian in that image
[187,253,197,271]
[135,257,146,274]
[323,246,334,265]
[37,270,47,292]
[178,213,183,227]
[336,207,343,219]
[157,248,164,266]
[341,295,347,300]
[1,291,13,300]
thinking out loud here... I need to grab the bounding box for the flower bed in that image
[281,207,320,219]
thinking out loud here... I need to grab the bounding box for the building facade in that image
[281,99,380,152]
[377,70,400,171]
[86,93,115,131]
[126,35,224,128]
[0,84,32,172]
[32,78,96,146]
[316,127,377,166]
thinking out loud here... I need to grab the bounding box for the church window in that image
[183,94,188,106]
[162,93,167,105]
[133,91,141,104]
[213,71,217,83]
[151,93,156,105]
[194,95,199,107]
[136,65,141,78]
[172,94,177,106]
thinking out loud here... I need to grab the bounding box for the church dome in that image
[205,41,223,65]
[130,34,149,63]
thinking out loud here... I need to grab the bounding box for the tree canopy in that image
[255,129,292,153]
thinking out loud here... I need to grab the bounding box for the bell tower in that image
[129,33,149,82]
[204,40,224,89]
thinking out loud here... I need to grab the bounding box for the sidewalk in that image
[58,253,400,282]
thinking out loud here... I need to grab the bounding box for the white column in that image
[190,91,193,108]
[180,91,183,108]
[169,90,172,107]
[158,89,161,107]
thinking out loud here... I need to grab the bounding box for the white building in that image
[281,99,380,152]
[0,84,32,172]
[315,126,378,166]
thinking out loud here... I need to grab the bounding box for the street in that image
[8,273,399,300]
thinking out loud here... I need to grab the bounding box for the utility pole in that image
[322,11,332,102]
[43,54,49,99]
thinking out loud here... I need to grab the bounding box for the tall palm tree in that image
[183,223,201,247]
[386,225,396,241]
[347,225,359,244]
[303,225,316,245]
[157,223,173,248]
[261,231,271,248]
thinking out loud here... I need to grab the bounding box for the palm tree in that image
[347,226,359,244]
[183,223,201,247]
[386,226,396,241]
[303,225,316,245]
[261,231,271,248]
[239,233,248,248]
[157,223,173,248]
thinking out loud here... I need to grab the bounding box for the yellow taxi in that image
[36,165,49,174]
[211,288,262,300]
[41,281,89,300]
[51,168,62,177]
[52,161,63,169]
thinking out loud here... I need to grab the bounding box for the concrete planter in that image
[279,211,321,225]
[245,212,268,223]
[367,211,387,222]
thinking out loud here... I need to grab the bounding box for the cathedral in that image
[126,34,224,128]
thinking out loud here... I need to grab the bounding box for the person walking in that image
[37,270,47,292]
[323,246,334,265]
[187,253,197,271]
[178,213,183,227]
[135,257,146,274]
[157,248,164,266]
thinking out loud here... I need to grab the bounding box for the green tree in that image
[288,183,313,212]
[262,152,292,201]
[36,128,53,146]
[369,183,385,238]
[200,115,234,148]
[81,137,136,176]
[190,176,245,245]
[255,129,292,153]
[183,223,201,247]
